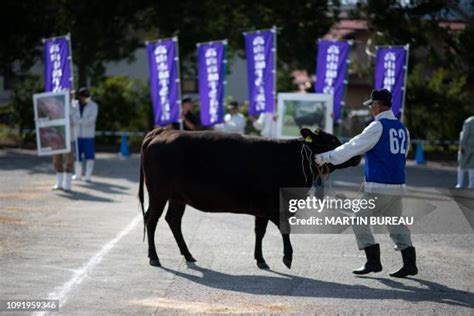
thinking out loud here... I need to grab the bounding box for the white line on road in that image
[34,214,142,316]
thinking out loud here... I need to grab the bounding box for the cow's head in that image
[300,128,361,171]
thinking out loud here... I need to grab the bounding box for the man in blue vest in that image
[315,89,418,278]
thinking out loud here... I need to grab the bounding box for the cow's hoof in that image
[149,258,161,267]
[185,255,197,262]
[257,261,270,270]
[283,256,292,269]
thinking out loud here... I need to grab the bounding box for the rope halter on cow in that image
[300,142,331,187]
[300,143,315,183]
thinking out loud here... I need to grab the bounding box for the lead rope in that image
[312,155,330,187]
[301,143,333,187]
[312,151,362,197]
[318,162,364,199]
[300,146,366,217]
[300,144,315,183]
[301,144,362,196]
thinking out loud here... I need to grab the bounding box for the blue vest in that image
[364,119,407,184]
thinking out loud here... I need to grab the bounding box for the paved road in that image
[0,149,473,314]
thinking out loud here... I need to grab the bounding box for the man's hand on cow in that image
[315,153,329,166]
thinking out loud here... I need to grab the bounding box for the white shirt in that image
[214,113,246,134]
[71,99,98,139]
[69,101,79,140]
[317,110,410,194]
[253,112,278,138]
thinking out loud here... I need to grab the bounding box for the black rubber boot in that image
[390,246,418,278]
[353,244,383,275]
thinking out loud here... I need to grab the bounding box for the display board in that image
[33,91,71,156]
[277,93,333,139]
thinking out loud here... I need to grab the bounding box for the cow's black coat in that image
[139,127,360,269]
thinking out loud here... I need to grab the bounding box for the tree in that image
[91,76,153,132]
[6,75,43,141]
[0,1,52,83]
[0,0,151,87]
[352,0,473,140]
[147,0,339,85]
[47,1,153,86]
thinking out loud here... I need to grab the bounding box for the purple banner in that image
[244,29,276,116]
[147,38,181,126]
[198,41,226,126]
[44,36,72,92]
[375,46,408,119]
[315,40,351,121]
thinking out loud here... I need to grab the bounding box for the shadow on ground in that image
[55,190,115,202]
[0,149,140,184]
[75,181,128,195]
[160,263,474,309]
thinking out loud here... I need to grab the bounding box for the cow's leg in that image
[254,216,270,269]
[269,218,293,269]
[282,233,293,269]
[165,200,196,262]
[146,198,167,267]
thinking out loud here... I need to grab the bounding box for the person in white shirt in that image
[71,87,98,182]
[214,101,246,134]
[315,89,418,278]
[456,116,474,188]
[250,112,278,138]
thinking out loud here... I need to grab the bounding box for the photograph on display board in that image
[33,90,71,156]
[37,95,67,120]
[277,93,334,139]
[38,126,67,151]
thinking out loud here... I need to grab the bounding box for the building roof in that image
[324,18,467,40]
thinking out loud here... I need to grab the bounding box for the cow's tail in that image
[139,127,166,242]
[139,156,146,242]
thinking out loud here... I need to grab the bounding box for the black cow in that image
[138,127,360,269]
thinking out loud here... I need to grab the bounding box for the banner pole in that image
[223,40,228,111]
[338,40,353,137]
[146,36,177,44]
[174,37,184,131]
[243,27,275,35]
[196,39,227,46]
[66,33,75,90]
[66,33,79,158]
[42,34,69,42]
[401,44,410,124]
[272,26,277,115]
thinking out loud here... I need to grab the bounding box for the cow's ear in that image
[300,128,314,143]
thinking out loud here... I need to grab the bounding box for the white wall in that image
[104,48,149,80]
[225,55,248,103]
